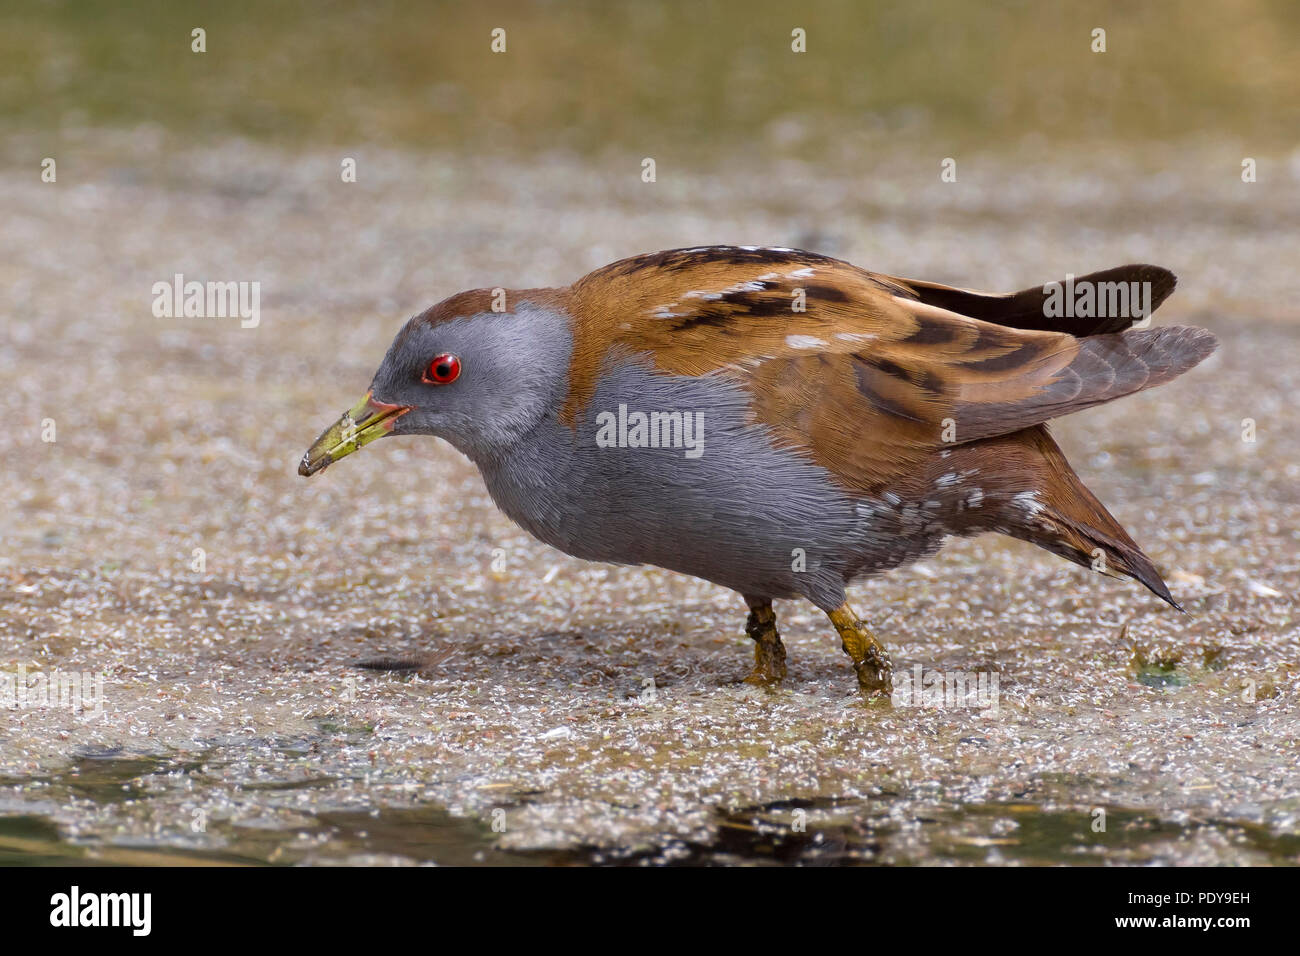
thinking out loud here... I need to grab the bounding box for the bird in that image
[298,246,1217,696]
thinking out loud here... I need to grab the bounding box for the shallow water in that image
[5,753,1297,866]
[2,136,1298,865]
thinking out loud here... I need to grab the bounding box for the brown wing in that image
[746,314,1215,494]
[565,247,1214,495]
[739,298,1089,495]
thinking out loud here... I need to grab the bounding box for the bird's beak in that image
[298,392,411,477]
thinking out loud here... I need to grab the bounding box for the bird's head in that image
[298,288,571,476]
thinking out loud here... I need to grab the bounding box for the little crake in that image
[299,246,1217,696]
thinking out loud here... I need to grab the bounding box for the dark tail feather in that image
[999,265,1179,336]
[892,264,1178,336]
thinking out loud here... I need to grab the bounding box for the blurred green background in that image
[4,0,1298,159]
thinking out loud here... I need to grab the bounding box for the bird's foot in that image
[742,599,787,686]
[744,640,788,685]
[828,604,894,699]
[851,642,893,697]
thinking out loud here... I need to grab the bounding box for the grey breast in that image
[475,358,882,609]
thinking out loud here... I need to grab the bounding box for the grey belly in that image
[476,363,946,609]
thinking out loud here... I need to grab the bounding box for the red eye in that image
[423,353,461,385]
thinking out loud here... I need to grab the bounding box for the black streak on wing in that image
[851,356,928,423]
[605,246,843,279]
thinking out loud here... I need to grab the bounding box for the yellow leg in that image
[828,603,893,697]
[743,599,787,685]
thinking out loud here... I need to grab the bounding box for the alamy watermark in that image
[50,886,150,936]
[594,404,704,459]
[1,663,105,719]
[152,273,260,328]
[891,664,999,713]
[1042,274,1152,323]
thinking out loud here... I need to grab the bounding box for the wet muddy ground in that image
[2,134,1298,864]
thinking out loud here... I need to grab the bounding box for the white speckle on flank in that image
[785,334,827,349]
[833,331,876,344]
[966,488,984,509]
[788,266,816,278]
[937,468,980,489]
[1011,490,1044,517]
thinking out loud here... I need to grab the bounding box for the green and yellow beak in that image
[298,392,411,477]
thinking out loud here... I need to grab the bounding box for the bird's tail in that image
[978,427,1181,609]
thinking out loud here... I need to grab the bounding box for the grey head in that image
[298,289,573,475]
